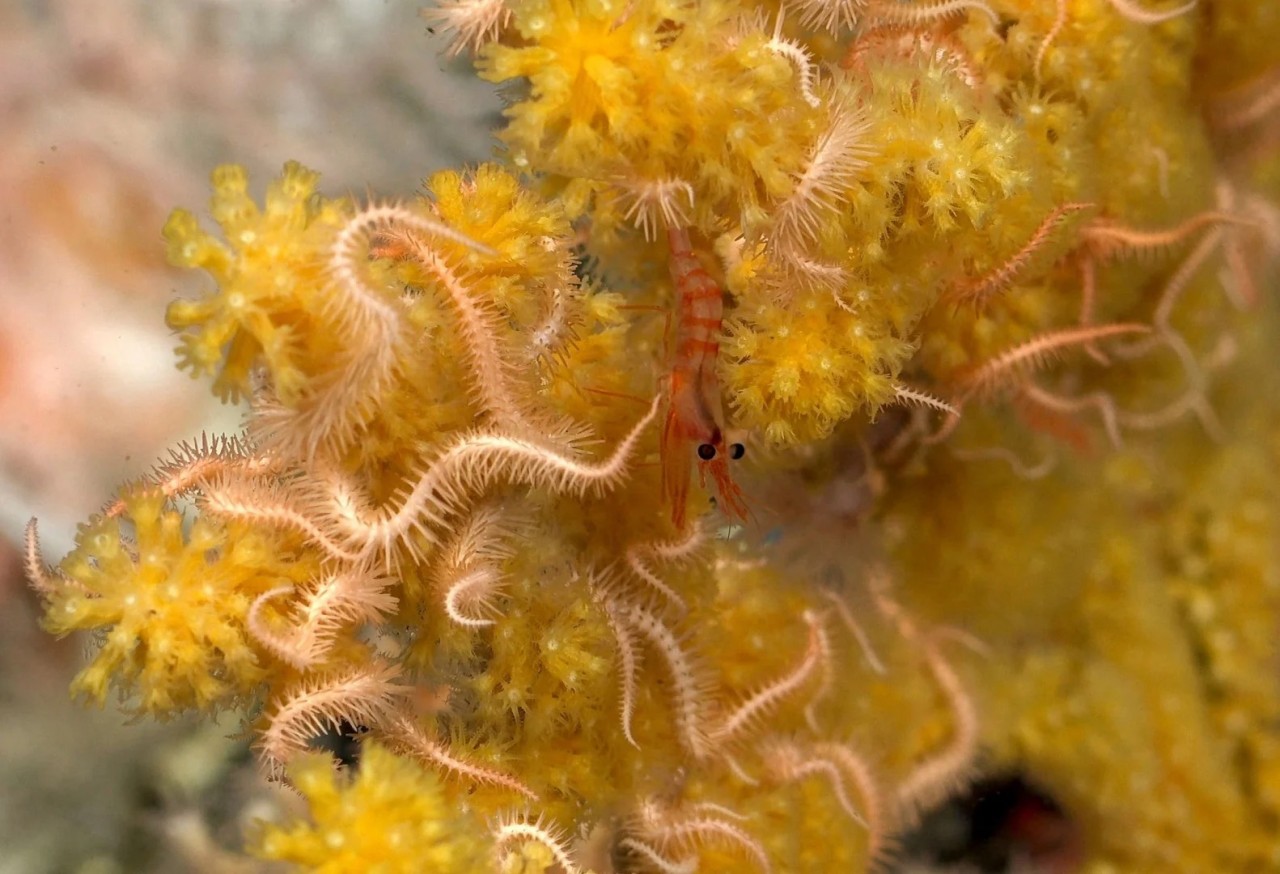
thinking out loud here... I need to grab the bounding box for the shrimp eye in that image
[729,443,745,460]
[697,444,717,461]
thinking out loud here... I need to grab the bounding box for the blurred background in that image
[0,2,496,870]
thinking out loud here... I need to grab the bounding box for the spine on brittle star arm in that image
[383,225,553,441]
[869,587,981,820]
[97,434,255,519]
[326,396,662,569]
[895,632,981,819]
[867,0,998,26]
[957,323,1149,402]
[387,715,538,800]
[945,203,1094,308]
[434,505,520,628]
[23,519,69,599]
[199,473,366,565]
[632,800,773,873]
[1079,211,1251,263]
[772,100,873,258]
[599,597,645,749]
[269,204,493,459]
[787,0,866,33]
[492,814,582,873]
[761,737,885,851]
[625,523,709,613]
[246,570,397,670]
[257,662,410,775]
[634,604,712,757]
[713,611,830,744]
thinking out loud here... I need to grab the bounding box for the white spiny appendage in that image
[819,589,886,674]
[1080,211,1244,264]
[895,634,981,817]
[782,252,849,297]
[762,738,867,825]
[147,432,250,501]
[869,0,998,25]
[616,175,695,241]
[340,203,488,309]
[492,812,580,872]
[257,662,409,773]
[524,280,580,364]
[784,0,867,32]
[247,572,397,670]
[23,518,64,598]
[871,588,981,820]
[96,433,256,520]
[422,0,512,56]
[393,228,560,442]
[247,586,302,664]
[959,323,1150,401]
[291,201,496,459]
[390,716,537,799]
[715,610,829,743]
[442,567,506,627]
[813,741,886,859]
[199,472,365,565]
[948,202,1095,307]
[1104,0,1196,25]
[441,502,519,569]
[766,14,821,108]
[619,838,698,874]
[599,595,644,748]
[772,99,873,254]
[804,608,836,732]
[636,798,773,873]
[325,395,661,570]
[435,504,518,626]
[684,800,754,821]
[622,598,715,759]
[892,383,959,416]
[624,524,708,613]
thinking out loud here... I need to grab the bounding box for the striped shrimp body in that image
[662,227,749,530]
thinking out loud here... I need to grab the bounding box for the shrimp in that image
[661,227,750,529]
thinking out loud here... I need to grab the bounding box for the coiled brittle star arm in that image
[205,397,661,570]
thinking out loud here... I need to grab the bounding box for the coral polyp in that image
[26,1,1280,871]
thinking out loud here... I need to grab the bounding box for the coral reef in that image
[24,0,1280,872]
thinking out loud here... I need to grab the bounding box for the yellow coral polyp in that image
[22,0,1280,872]
[726,294,907,443]
[163,160,350,403]
[43,489,308,715]
[251,744,490,871]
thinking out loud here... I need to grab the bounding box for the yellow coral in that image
[23,0,1280,871]
[164,161,351,403]
[251,743,490,871]
[40,487,314,714]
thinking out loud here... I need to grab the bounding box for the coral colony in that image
[24,1,1280,871]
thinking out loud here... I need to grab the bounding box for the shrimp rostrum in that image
[661,227,750,530]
